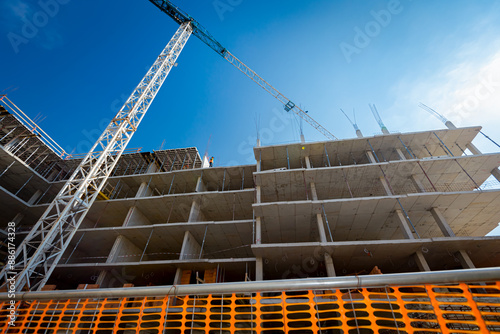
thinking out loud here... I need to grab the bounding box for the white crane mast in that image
[1,22,193,292]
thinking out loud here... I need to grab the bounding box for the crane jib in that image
[150,0,337,140]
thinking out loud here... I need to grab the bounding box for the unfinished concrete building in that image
[1,97,500,332]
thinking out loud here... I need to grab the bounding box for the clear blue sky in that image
[2,0,500,167]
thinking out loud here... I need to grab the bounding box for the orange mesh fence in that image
[1,282,499,333]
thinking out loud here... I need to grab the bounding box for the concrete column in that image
[123,207,151,227]
[324,253,336,277]
[146,162,158,173]
[195,176,207,192]
[410,175,426,193]
[310,182,318,201]
[10,213,24,224]
[255,217,262,244]
[414,250,431,271]
[179,231,201,260]
[188,200,206,222]
[256,257,263,281]
[455,250,475,269]
[395,210,414,239]
[304,155,311,169]
[136,182,153,197]
[47,169,59,182]
[173,267,183,285]
[316,213,328,242]
[379,176,393,196]
[465,142,481,155]
[256,185,261,203]
[491,168,500,182]
[430,207,455,237]
[366,151,377,163]
[27,189,43,205]
[396,148,406,160]
[97,235,145,287]
[108,235,144,262]
[366,150,394,197]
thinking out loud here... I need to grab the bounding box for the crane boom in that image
[148,0,337,140]
[1,22,193,291]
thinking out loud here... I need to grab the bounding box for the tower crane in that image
[148,0,337,141]
[2,1,335,292]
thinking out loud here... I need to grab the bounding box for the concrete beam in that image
[395,209,415,239]
[179,231,202,260]
[410,174,426,193]
[414,250,431,271]
[396,148,406,160]
[430,207,455,237]
[455,250,475,269]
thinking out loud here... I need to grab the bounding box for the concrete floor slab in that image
[253,190,500,241]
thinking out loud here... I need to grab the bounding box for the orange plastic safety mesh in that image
[1,282,500,333]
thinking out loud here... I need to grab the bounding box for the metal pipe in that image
[33,152,49,172]
[199,225,208,259]
[398,136,415,159]
[456,142,467,156]
[324,144,331,167]
[0,161,15,178]
[15,174,33,196]
[0,126,16,142]
[480,130,500,149]
[416,161,437,192]
[3,267,499,301]
[140,228,155,262]
[286,147,290,169]
[24,146,39,165]
[423,144,433,157]
[367,139,380,163]
[321,204,333,242]
[170,153,177,171]
[433,131,454,156]
[241,167,245,190]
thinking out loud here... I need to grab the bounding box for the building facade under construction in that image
[1,96,500,333]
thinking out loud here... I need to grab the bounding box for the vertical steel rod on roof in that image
[0,22,194,292]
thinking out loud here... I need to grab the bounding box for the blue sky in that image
[2,0,500,166]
